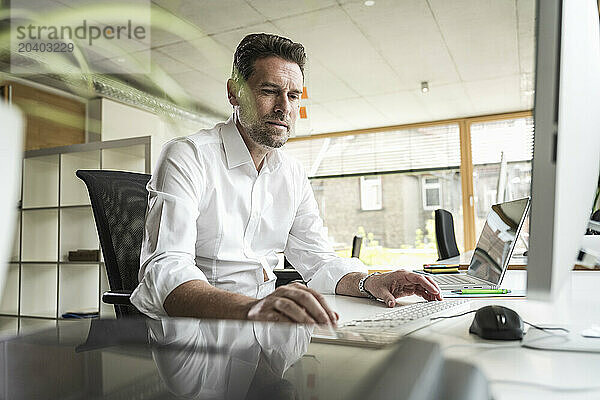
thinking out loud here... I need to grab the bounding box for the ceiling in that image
[6,0,537,135]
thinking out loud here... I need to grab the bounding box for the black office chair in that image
[77,170,150,318]
[434,209,460,260]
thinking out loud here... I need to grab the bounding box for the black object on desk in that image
[470,305,524,340]
[435,209,460,260]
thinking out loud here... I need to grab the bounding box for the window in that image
[360,176,382,211]
[470,117,534,237]
[422,177,441,210]
[285,123,463,266]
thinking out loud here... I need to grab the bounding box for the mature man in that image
[131,33,442,324]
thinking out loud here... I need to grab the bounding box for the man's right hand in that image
[247,283,338,325]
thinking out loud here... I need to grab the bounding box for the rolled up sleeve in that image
[131,139,208,319]
[284,174,366,294]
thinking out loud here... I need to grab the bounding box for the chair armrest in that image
[274,269,304,288]
[102,290,133,305]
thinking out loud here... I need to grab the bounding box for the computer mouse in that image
[469,305,524,340]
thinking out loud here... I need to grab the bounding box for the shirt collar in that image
[221,114,283,172]
[221,115,253,169]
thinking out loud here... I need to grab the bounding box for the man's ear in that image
[226,79,239,107]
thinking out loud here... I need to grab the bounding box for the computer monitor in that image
[527,0,600,300]
[0,104,24,299]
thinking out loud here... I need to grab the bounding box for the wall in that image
[6,82,86,150]
[93,98,214,169]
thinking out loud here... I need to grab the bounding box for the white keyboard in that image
[312,299,470,347]
[432,274,483,285]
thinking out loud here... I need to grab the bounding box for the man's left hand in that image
[363,270,443,307]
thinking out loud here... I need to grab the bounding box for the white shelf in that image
[58,264,99,316]
[22,209,58,262]
[99,263,116,318]
[15,136,150,322]
[61,151,100,206]
[22,155,59,208]
[19,317,57,335]
[59,207,99,261]
[102,145,146,173]
[0,317,18,338]
[10,212,20,262]
[20,264,57,318]
[0,264,19,315]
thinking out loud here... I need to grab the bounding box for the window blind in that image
[470,117,534,165]
[283,124,461,178]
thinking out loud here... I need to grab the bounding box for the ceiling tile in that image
[274,6,406,96]
[171,70,230,117]
[463,75,522,115]
[428,0,520,81]
[302,103,348,134]
[247,0,337,20]
[517,0,536,74]
[150,18,206,48]
[411,82,473,120]
[306,61,359,103]
[364,91,431,125]
[152,49,195,74]
[211,22,284,52]
[157,37,232,82]
[152,0,265,35]
[342,0,460,87]
[321,97,388,130]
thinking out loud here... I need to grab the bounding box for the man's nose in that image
[273,93,291,115]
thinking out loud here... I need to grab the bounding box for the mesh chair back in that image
[76,170,150,317]
[434,209,460,260]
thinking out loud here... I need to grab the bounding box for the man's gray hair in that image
[232,33,306,82]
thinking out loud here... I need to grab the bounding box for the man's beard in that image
[238,109,293,149]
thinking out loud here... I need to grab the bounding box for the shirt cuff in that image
[307,257,367,294]
[130,254,208,319]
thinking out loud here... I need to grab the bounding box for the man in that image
[131,33,442,324]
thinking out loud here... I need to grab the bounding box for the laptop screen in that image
[467,198,530,284]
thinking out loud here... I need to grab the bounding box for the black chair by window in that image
[351,235,363,258]
[77,170,150,318]
[434,209,460,260]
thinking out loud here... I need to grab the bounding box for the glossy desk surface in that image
[0,315,488,399]
[2,271,599,400]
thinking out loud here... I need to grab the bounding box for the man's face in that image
[231,56,303,149]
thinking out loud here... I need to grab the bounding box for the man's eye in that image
[289,95,300,101]
[262,89,277,95]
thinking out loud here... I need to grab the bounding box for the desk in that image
[1,272,598,399]
[324,270,600,400]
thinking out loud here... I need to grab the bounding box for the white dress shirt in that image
[131,116,365,318]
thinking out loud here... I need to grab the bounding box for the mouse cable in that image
[430,310,571,334]
[523,321,570,334]
[430,310,477,320]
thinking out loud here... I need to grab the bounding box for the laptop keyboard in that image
[432,274,484,285]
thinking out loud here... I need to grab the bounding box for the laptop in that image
[429,197,531,290]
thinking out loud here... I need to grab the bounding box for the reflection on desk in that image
[0,317,491,399]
